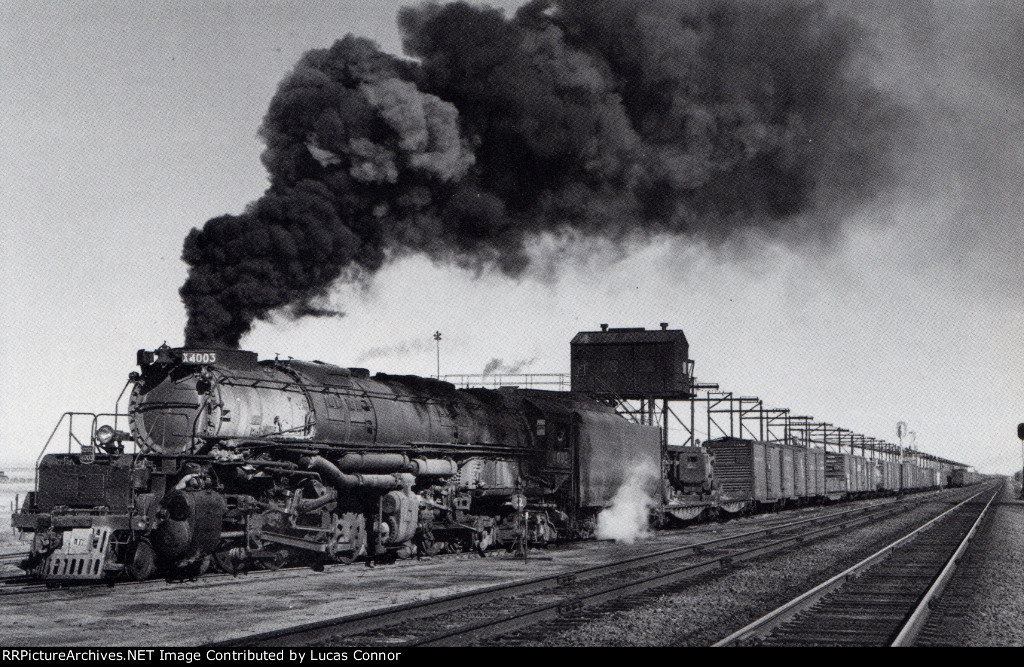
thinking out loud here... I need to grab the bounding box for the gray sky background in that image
[1,1,1021,473]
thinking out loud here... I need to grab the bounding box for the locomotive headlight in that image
[96,425,115,445]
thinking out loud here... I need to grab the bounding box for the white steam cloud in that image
[595,461,660,544]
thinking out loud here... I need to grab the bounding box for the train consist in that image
[12,327,977,583]
[663,438,964,523]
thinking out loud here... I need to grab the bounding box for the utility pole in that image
[434,331,442,379]
[1017,423,1024,499]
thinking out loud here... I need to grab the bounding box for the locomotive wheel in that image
[261,549,287,571]
[421,538,444,557]
[213,548,247,575]
[213,551,237,574]
[444,534,471,554]
[125,540,156,581]
[329,550,357,565]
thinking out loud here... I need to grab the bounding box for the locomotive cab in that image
[667,446,716,497]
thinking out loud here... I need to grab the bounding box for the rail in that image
[890,487,997,646]
[204,494,931,647]
[713,482,999,647]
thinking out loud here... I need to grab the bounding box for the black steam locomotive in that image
[13,344,661,582]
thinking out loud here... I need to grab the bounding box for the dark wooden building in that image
[570,324,694,399]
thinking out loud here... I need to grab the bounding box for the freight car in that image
[949,468,984,487]
[676,437,946,516]
[13,344,661,582]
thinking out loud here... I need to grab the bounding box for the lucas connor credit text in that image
[1,650,403,664]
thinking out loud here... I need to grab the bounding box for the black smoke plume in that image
[482,357,537,375]
[181,0,911,347]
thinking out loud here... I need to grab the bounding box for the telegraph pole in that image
[434,331,442,379]
[1017,423,1024,499]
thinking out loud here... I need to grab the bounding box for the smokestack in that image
[600,323,608,332]
[179,1,911,347]
[660,322,668,330]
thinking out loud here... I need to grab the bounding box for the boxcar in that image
[806,448,825,498]
[879,460,898,493]
[900,462,913,490]
[824,452,850,499]
[705,438,781,505]
[901,462,926,491]
[793,447,807,499]
[855,456,869,493]
[781,446,796,499]
[766,442,783,502]
[950,468,977,487]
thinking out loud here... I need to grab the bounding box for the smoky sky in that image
[180,0,913,347]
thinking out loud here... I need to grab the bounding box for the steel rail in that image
[207,494,929,647]
[0,552,29,564]
[0,493,929,596]
[890,487,998,646]
[0,536,496,596]
[713,483,998,647]
[410,500,921,646]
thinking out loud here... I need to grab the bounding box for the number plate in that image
[182,351,218,364]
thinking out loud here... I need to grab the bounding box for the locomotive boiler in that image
[13,344,661,582]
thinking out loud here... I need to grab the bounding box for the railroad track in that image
[0,521,782,596]
[206,491,957,647]
[0,540,501,597]
[714,482,999,647]
[0,491,934,596]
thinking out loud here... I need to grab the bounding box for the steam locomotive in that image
[13,344,661,582]
[12,330,973,583]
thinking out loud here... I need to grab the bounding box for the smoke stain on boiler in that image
[179,0,914,348]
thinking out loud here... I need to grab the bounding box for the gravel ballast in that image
[0,493,923,646]
[918,483,1024,646]
[498,488,992,646]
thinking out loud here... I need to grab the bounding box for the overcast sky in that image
[1,1,1021,474]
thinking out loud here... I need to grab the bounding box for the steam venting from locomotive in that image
[595,460,660,544]
[180,0,910,347]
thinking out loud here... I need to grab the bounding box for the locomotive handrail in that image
[112,376,133,435]
[439,374,570,391]
[210,437,549,456]
[217,375,466,402]
[30,411,132,495]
